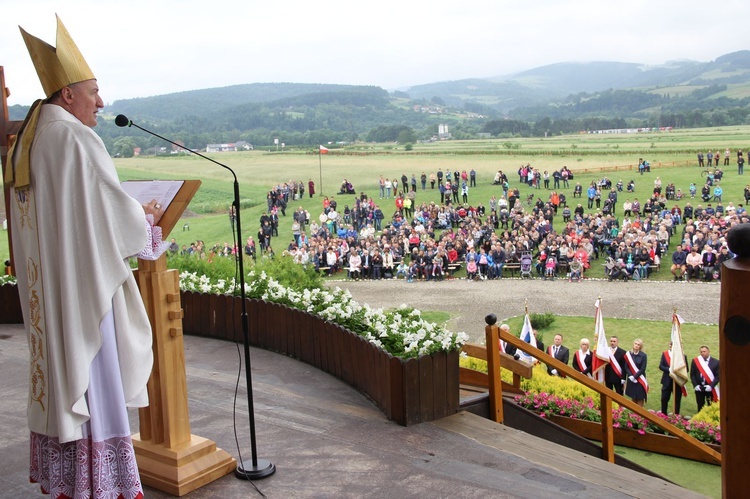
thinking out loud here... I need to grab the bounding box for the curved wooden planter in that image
[0,284,460,426]
[545,413,721,465]
[179,291,460,426]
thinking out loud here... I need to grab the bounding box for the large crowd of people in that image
[176,155,748,285]
[260,161,748,283]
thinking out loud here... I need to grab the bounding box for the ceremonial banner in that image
[669,313,689,396]
[517,313,536,364]
[592,299,609,382]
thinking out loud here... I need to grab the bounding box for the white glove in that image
[621,379,626,385]
[705,386,712,392]
[628,376,636,383]
[695,385,701,392]
[551,369,558,376]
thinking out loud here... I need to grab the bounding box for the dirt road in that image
[329,278,721,343]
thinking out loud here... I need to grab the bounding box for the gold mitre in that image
[5,15,95,188]
[20,14,95,97]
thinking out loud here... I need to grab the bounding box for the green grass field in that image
[615,445,720,498]
[4,125,750,273]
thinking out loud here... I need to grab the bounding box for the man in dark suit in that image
[690,345,720,412]
[659,342,688,415]
[547,334,570,376]
[604,336,627,395]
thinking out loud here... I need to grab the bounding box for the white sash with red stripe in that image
[608,348,623,377]
[695,356,720,401]
[664,351,688,397]
[624,351,649,392]
[574,350,591,377]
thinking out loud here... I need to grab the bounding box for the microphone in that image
[115,114,130,127]
[115,114,235,180]
[121,114,275,480]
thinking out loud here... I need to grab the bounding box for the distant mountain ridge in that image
[97,50,750,123]
[109,82,380,121]
[9,50,747,151]
[405,50,750,113]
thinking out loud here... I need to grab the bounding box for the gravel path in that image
[328,278,721,343]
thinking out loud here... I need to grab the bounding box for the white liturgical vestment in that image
[10,103,153,443]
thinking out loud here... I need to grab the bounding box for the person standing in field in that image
[738,153,745,175]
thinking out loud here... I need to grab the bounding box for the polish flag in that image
[319,145,329,154]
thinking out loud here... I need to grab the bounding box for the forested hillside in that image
[8,51,750,154]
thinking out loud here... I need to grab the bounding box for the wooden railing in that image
[474,321,721,465]
[460,343,532,396]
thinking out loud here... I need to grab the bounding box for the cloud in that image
[2,0,749,106]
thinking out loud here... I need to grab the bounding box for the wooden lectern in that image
[131,180,237,496]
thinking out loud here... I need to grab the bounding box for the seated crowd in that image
[266,170,746,282]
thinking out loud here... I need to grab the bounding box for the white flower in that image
[174,268,466,358]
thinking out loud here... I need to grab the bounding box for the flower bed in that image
[515,392,721,464]
[179,270,467,358]
[515,392,721,445]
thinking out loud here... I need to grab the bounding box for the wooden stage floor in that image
[0,323,707,498]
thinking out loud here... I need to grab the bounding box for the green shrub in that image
[530,312,556,330]
[458,357,598,404]
[250,254,322,291]
[167,253,238,281]
[692,402,720,426]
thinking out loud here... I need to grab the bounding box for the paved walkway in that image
[0,323,707,498]
[333,278,721,343]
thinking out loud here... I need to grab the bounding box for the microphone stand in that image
[118,116,275,480]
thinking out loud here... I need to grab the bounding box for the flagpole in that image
[674,307,688,415]
[318,146,324,197]
[594,296,601,346]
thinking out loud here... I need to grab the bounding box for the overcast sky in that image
[2,0,749,107]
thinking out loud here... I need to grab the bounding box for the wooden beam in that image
[600,394,614,463]
[461,343,534,378]
[484,324,503,423]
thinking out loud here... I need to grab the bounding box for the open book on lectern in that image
[121,179,201,239]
